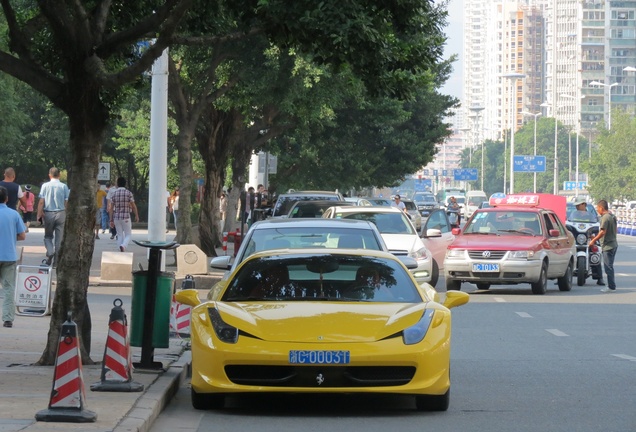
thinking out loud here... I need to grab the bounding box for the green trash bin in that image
[130,270,174,348]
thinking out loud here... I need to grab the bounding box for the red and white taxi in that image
[443,194,575,294]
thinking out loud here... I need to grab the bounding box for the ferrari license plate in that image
[289,350,350,365]
[472,263,499,272]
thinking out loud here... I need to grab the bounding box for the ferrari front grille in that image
[225,365,416,387]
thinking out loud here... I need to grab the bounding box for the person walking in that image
[391,194,406,212]
[95,183,107,239]
[108,177,139,252]
[18,185,35,233]
[106,181,118,239]
[36,167,70,266]
[100,182,111,234]
[219,192,228,222]
[168,188,180,231]
[0,186,27,328]
[589,199,618,293]
[0,167,27,210]
[240,186,255,231]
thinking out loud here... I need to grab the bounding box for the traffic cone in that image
[35,312,97,423]
[172,275,193,338]
[91,299,143,392]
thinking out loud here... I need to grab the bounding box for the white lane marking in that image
[494,297,506,302]
[516,312,532,318]
[612,354,636,361]
[545,329,569,337]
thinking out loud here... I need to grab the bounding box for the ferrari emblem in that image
[316,373,325,385]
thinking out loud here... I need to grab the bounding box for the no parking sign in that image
[15,265,52,315]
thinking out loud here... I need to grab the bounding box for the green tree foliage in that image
[586,111,636,201]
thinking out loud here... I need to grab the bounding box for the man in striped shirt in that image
[108,177,139,252]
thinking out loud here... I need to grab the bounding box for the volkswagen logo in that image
[482,251,491,258]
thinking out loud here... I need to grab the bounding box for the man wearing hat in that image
[570,198,594,222]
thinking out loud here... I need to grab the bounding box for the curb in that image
[112,351,192,432]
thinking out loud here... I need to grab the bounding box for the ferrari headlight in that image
[508,250,535,260]
[576,233,587,245]
[403,310,435,345]
[410,247,429,261]
[208,308,238,344]
[446,249,465,259]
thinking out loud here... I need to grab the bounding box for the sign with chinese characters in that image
[563,181,587,191]
[15,266,51,309]
[453,168,478,181]
[513,155,546,172]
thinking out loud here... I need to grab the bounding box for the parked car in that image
[271,190,344,218]
[464,191,488,219]
[413,192,439,217]
[322,206,433,285]
[401,198,422,230]
[177,248,469,411]
[478,201,491,209]
[419,209,456,287]
[287,200,353,218]
[444,194,575,294]
[367,197,392,207]
[210,218,388,273]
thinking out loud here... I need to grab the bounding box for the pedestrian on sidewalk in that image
[106,181,118,239]
[590,199,618,293]
[0,185,27,328]
[0,167,27,210]
[109,177,139,252]
[169,187,180,232]
[18,185,35,233]
[95,183,107,239]
[36,167,69,266]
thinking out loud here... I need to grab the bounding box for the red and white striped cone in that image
[35,312,97,423]
[222,232,228,255]
[91,299,144,392]
[174,303,191,337]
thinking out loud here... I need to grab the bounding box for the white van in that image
[464,191,488,219]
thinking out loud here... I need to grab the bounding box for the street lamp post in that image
[502,73,526,194]
[469,106,485,190]
[590,81,618,130]
[540,100,559,194]
[522,111,542,192]
[560,93,585,196]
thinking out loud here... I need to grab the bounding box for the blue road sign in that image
[442,169,448,176]
[433,169,439,176]
[453,168,478,181]
[415,179,432,191]
[513,155,546,172]
[563,181,588,191]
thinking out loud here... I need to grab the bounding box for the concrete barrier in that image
[100,252,134,281]
[175,244,208,276]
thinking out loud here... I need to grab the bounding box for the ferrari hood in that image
[212,301,429,343]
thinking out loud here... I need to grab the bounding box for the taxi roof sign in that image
[489,193,567,223]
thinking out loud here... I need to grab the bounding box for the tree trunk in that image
[175,130,194,245]
[37,91,108,366]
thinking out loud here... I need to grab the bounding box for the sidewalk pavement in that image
[0,227,232,432]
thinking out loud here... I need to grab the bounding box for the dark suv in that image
[271,190,344,217]
[413,192,439,217]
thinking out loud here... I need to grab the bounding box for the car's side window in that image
[543,213,555,232]
[550,213,567,236]
[427,210,449,233]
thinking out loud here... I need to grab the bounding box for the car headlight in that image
[446,249,465,259]
[403,310,435,345]
[208,308,238,343]
[508,250,535,259]
[576,233,587,245]
[410,246,429,261]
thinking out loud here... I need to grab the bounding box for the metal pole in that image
[503,130,507,193]
[575,130,580,197]
[553,115,558,195]
[509,79,516,194]
[148,49,169,243]
[533,117,537,193]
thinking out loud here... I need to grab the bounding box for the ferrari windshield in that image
[223,254,422,303]
[463,210,543,235]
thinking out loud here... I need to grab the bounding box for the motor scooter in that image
[565,219,602,286]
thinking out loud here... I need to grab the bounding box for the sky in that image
[440,0,464,100]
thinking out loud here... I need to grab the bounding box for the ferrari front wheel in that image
[415,389,450,411]
[191,388,224,410]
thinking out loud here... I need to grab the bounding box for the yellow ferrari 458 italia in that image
[175,248,469,411]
